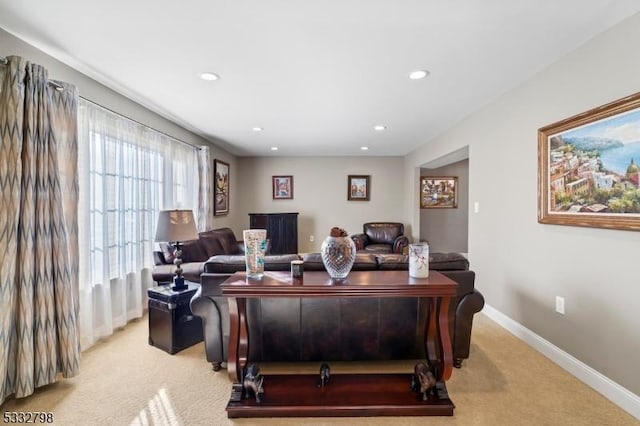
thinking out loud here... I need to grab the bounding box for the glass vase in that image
[320,236,356,279]
[409,242,430,278]
[243,229,268,279]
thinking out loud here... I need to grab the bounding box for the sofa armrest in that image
[190,282,229,367]
[431,253,470,272]
[453,289,485,363]
[351,233,368,251]
[392,236,409,254]
[199,272,233,295]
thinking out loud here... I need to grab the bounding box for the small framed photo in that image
[348,175,370,201]
[214,159,230,216]
[272,175,293,199]
[420,176,458,208]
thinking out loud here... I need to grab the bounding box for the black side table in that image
[148,281,203,354]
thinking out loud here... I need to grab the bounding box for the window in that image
[88,132,166,281]
[77,99,199,348]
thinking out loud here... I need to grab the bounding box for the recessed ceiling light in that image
[409,70,429,80]
[200,72,219,81]
[252,127,263,132]
[360,146,369,151]
[374,125,387,131]
[270,147,278,151]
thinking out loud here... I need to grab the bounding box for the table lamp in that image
[155,209,199,291]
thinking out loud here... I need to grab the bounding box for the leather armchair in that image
[351,222,409,254]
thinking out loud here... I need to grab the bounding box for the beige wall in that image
[420,159,469,253]
[236,156,405,253]
[405,13,640,395]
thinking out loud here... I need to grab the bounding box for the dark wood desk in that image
[221,270,458,417]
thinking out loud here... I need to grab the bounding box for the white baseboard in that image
[482,304,640,420]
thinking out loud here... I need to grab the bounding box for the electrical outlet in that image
[555,296,565,315]
[309,235,314,242]
[474,201,480,213]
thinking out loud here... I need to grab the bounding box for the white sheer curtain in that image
[77,99,199,350]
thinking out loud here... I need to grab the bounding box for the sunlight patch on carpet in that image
[130,387,179,426]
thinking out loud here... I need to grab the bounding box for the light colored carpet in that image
[1,313,636,426]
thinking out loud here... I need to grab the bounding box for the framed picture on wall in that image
[214,159,229,216]
[538,91,640,231]
[272,175,294,199]
[348,175,370,201]
[420,176,458,208]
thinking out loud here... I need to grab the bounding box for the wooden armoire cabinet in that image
[248,212,299,254]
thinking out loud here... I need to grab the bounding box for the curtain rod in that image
[1,55,201,151]
[80,97,202,150]
[1,55,65,91]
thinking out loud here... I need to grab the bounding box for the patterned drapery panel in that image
[0,56,80,405]
[197,145,213,231]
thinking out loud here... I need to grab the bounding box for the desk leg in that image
[227,297,248,383]
[426,296,453,382]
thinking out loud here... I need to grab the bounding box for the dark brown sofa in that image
[152,227,246,284]
[191,252,484,371]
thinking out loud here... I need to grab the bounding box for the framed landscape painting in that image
[420,176,458,208]
[348,175,370,201]
[273,175,293,199]
[214,159,229,216]
[538,92,640,231]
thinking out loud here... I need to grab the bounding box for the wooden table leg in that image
[238,298,248,378]
[426,297,453,382]
[227,297,248,383]
[426,298,439,368]
[438,297,453,381]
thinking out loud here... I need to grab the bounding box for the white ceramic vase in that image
[409,242,430,278]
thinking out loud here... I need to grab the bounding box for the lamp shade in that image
[155,210,199,242]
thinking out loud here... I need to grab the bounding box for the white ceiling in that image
[1,1,639,157]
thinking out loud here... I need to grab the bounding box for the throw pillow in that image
[180,239,209,263]
[199,231,225,257]
[159,242,175,264]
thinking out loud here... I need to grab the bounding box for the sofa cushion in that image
[204,254,301,273]
[430,252,469,270]
[203,255,245,273]
[263,254,303,270]
[376,253,469,271]
[180,239,209,263]
[362,244,392,254]
[198,230,225,257]
[302,252,378,271]
[213,228,244,255]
